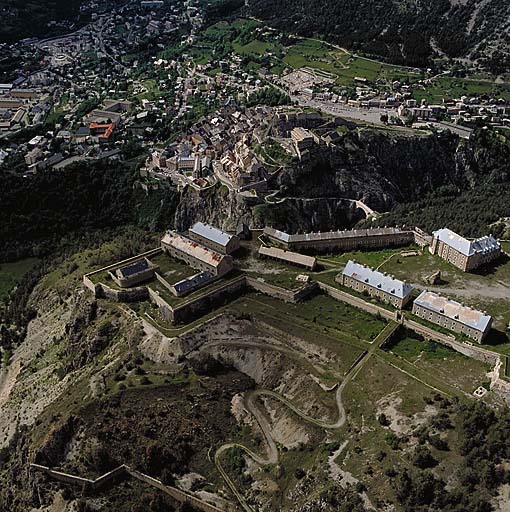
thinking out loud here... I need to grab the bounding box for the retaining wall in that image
[318,282,398,321]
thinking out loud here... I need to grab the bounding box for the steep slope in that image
[247,0,510,68]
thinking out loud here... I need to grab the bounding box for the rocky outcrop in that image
[171,128,510,234]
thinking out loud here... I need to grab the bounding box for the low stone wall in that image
[246,277,318,303]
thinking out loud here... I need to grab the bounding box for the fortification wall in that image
[403,318,499,365]
[172,277,247,324]
[98,283,149,303]
[30,464,225,512]
[154,272,177,294]
[83,275,98,295]
[318,282,397,321]
[148,287,175,323]
[125,467,224,512]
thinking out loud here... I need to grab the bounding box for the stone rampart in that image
[318,282,398,321]
[30,464,225,512]
[98,283,149,303]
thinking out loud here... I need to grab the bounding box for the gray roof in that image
[264,227,290,243]
[414,291,492,333]
[118,258,150,278]
[342,260,413,299]
[173,271,213,294]
[433,228,500,257]
[264,226,412,244]
[190,222,234,247]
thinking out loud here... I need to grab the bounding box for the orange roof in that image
[89,122,115,139]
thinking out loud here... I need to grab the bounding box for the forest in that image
[245,0,510,68]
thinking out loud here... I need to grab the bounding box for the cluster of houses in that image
[0,87,51,134]
[146,105,274,191]
[398,97,510,126]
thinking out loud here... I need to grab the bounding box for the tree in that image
[412,445,437,469]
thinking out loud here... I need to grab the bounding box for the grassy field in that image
[230,292,385,346]
[233,39,276,56]
[413,76,510,103]
[318,247,406,269]
[385,329,491,394]
[0,257,39,302]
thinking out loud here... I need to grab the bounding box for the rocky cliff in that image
[171,128,509,234]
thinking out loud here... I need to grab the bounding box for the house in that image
[430,228,501,272]
[339,260,413,309]
[412,291,492,342]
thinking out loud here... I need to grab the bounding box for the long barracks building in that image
[339,260,414,309]
[263,226,421,253]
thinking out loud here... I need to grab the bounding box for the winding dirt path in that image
[213,322,397,511]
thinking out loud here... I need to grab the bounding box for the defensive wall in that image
[148,276,318,325]
[30,464,225,512]
[83,248,162,296]
[318,282,398,322]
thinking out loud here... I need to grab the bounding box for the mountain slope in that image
[247,0,510,68]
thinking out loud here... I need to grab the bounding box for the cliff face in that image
[275,130,462,211]
[171,129,509,234]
